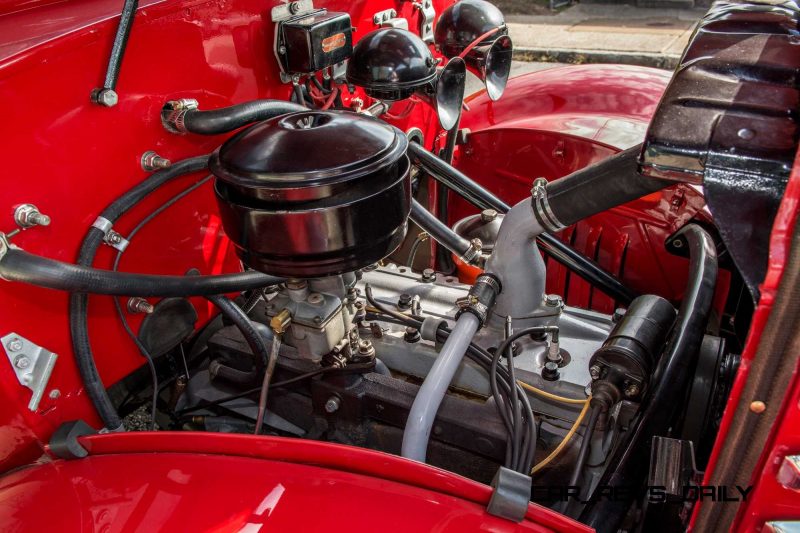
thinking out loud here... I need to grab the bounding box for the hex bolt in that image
[324,396,341,414]
[404,327,421,343]
[421,268,436,282]
[589,365,601,380]
[127,297,155,314]
[545,294,563,308]
[14,355,30,370]
[141,151,172,172]
[6,338,23,352]
[480,209,498,223]
[107,231,123,245]
[624,383,640,397]
[398,293,413,310]
[92,88,119,107]
[14,204,51,229]
[542,361,560,381]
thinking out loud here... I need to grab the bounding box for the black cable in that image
[111,176,214,430]
[568,404,602,489]
[68,156,209,431]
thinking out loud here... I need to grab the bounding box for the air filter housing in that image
[211,110,411,277]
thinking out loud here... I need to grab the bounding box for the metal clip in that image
[531,177,565,233]
[92,216,129,252]
[2,333,58,411]
[411,0,436,42]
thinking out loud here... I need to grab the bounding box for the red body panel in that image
[690,145,800,532]
[0,433,589,533]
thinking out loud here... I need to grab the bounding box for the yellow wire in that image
[517,380,588,405]
[530,395,592,475]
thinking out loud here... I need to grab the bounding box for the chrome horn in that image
[434,0,513,101]
[346,28,466,129]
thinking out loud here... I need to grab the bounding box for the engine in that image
[2,0,793,530]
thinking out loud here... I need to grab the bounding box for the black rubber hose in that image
[409,199,473,260]
[180,100,307,135]
[407,142,637,304]
[66,157,210,430]
[579,224,718,532]
[205,295,271,367]
[545,144,670,228]
[1,249,283,296]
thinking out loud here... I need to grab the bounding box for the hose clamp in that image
[455,273,502,327]
[0,232,9,262]
[92,217,129,252]
[531,177,565,233]
[460,237,483,265]
[161,99,198,134]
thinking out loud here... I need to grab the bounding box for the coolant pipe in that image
[409,199,478,264]
[401,312,481,462]
[579,224,718,532]
[164,100,307,135]
[407,142,637,304]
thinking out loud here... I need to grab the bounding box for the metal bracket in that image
[0,232,10,262]
[92,216,129,252]
[271,0,315,22]
[2,333,58,411]
[649,436,700,497]
[412,0,436,42]
[373,8,409,29]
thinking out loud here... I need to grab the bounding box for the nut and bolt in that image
[544,294,563,308]
[480,209,498,223]
[14,204,51,229]
[141,151,172,172]
[398,293,413,310]
[92,88,118,107]
[358,339,375,357]
[324,396,341,413]
[624,383,640,397]
[421,268,436,283]
[127,297,155,314]
[6,338,23,352]
[404,327,421,343]
[370,322,384,339]
[14,355,30,370]
[589,365,601,380]
[106,231,123,245]
[542,361,560,381]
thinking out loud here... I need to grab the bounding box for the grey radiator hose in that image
[401,312,481,462]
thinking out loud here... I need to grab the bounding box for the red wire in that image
[321,86,339,110]
[458,27,501,59]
